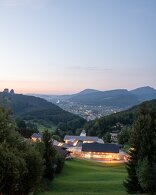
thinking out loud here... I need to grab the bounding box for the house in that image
[81,142,124,161]
[64,130,104,147]
[53,145,71,159]
[64,135,99,146]
[31,133,42,142]
[53,139,64,147]
[64,130,126,161]
[64,130,104,156]
[64,130,105,157]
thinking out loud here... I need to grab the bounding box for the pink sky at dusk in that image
[0,0,155,94]
[0,79,155,95]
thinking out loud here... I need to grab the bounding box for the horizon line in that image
[0,85,155,96]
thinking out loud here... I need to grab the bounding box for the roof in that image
[61,143,72,149]
[54,146,70,157]
[97,138,104,143]
[31,133,42,139]
[64,135,98,142]
[75,140,83,147]
[53,140,59,146]
[82,143,119,153]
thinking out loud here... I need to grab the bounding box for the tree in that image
[52,134,62,142]
[0,105,43,194]
[16,119,39,138]
[43,130,57,180]
[124,107,156,194]
[123,147,142,193]
[137,158,156,193]
[0,142,26,193]
[19,146,44,193]
[103,132,111,143]
[136,108,156,194]
[118,126,131,145]
[55,153,65,174]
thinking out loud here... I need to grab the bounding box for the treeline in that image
[84,99,156,138]
[21,109,86,132]
[0,106,65,194]
[15,118,83,141]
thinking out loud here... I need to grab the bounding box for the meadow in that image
[39,159,127,195]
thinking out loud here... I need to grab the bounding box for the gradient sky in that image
[0,0,156,94]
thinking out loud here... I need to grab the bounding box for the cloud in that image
[69,66,112,71]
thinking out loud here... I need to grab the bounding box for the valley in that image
[32,86,156,121]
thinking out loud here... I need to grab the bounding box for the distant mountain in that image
[0,92,86,130]
[29,86,156,109]
[85,99,156,137]
[29,89,100,103]
[77,89,100,95]
[69,89,139,108]
[130,86,156,102]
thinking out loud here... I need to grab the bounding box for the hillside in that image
[130,86,156,102]
[0,92,86,131]
[77,88,100,95]
[31,86,156,109]
[84,99,156,137]
[32,89,100,103]
[69,87,156,107]
[69,89,139,107]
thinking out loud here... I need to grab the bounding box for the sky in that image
[0,0,156,94]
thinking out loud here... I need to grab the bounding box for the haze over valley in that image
[30,86,156,121]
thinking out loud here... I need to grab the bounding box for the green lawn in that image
[36,123,57,132]
[38,159,127,195]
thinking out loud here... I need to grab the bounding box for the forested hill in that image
[84,99,156,137]
[69,89,139,107]
[0,92,86,131]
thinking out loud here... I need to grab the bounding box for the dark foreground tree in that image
[118,126,131,145]
[0,106,43,194]
[43,130,57,180]
[123,147,142,193]
[55,153,65,174]
[137,158,156,193]
[124,107,156,194]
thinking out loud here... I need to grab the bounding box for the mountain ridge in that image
[130,86,156,102]
[69,89,139,107]
[0,92,86,131]
[28,86,156,110]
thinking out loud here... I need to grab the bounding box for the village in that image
[31,130,127,163]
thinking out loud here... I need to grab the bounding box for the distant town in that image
[32,86,156,121]
[30,94,123,121]
[52,100,122,121]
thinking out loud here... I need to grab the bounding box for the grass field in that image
[36,123,57,132]
[39,159,127,195]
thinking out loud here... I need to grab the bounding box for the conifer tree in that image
[136,108,156,194]
[124,107,156,194]
[123,130,142,193]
